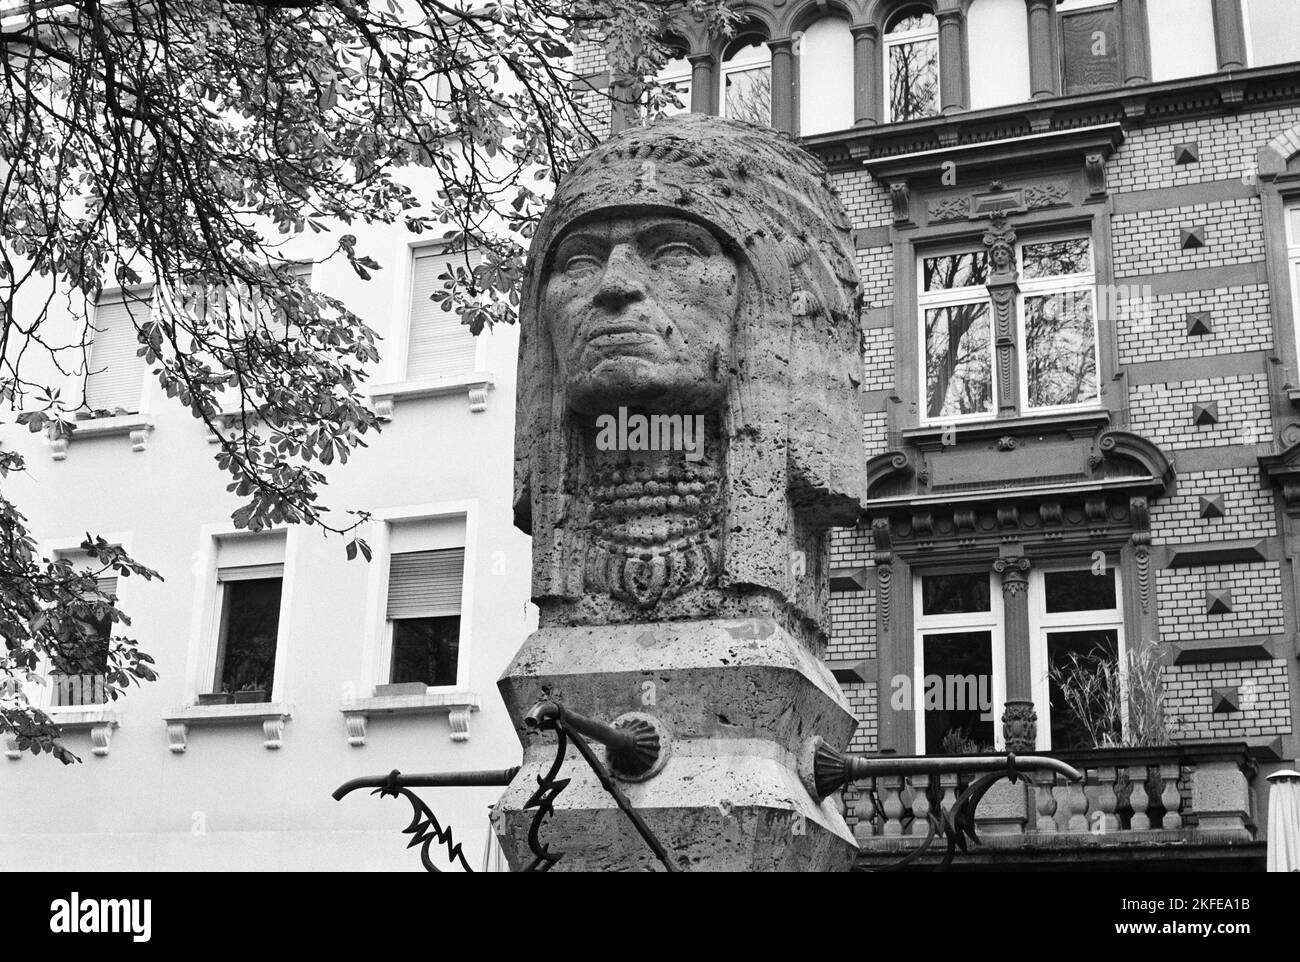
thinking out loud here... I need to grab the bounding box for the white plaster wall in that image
[0,169,537,872]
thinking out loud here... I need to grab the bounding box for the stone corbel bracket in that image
[49,414,155,460]
[6,710,120,758]
[1259,440,1300,517]
[368,373,495,421]
[163,702,293,753]
[339,690,481,747]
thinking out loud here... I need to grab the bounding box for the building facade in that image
[0,174,536,870]
[577,0,1300,868]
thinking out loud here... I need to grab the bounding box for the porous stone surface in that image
[498,115,868,871]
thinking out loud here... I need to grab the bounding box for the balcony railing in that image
[852,743,1261,868]
[50,673,107,708]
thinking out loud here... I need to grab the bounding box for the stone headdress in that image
[514,114,867,623]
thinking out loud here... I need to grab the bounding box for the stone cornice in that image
[803,64,1300,173]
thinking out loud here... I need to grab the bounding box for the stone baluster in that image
[1033,771,1058,834]
[938,773,960,822]
[909,774,931,836]
[1129,765,1152,831]
[881,775,905,836]
[1096,766,1119,834]
[1066,777,1089,832]
[857,777,877,836]
[1159,764,1183,830]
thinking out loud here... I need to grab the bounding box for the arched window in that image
[884,7,940,123]
[649,44,692,118]
[797,17,853,135]
[720,34,771,126]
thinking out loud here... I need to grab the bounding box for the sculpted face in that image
[542,213,740,414]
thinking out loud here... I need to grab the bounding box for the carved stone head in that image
[514,115,868,642]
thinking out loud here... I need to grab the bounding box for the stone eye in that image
[650,242,701,267]
[562,253,603,277]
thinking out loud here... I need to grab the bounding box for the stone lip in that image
[497,617,857,754]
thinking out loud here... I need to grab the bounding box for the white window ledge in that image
[368,373,494,419]
[339,690,480,746]
[163,702,292,752]
[50,414,154,460]
[6,708,120,759]
[206,406,262,443]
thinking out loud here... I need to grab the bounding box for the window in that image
[884,7,939,123]
[1288,202,1300,369]
[650,46,691,118]
[406,248,479,381]
[1057,0,1121,95]
[381,517,466,689]
[1030,564,1124,750]
[967,0,1031,110]
[1146,0,1217,82]
[84,291,150,414]
[210,534,286,701]
[797,17,853,135]
[918,233,1099,423]
[920,249,993,420]
[720,35,771,125]
[912,571,1004,754]
[49,555,113,708]
[1242,0,1300,67]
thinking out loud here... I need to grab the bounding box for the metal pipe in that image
[524,699,641,758]
[845,753,1081,782]
[332,767,520,801]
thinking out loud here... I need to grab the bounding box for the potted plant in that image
[197,689,234,706]
[233,682,269,704]
[1048,639,1183,749]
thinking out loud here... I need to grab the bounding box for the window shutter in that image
[387,548,464,619]
[406,250,478,380]
[85,295,148,412]
[96,576,118,600]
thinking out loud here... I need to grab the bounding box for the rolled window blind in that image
[386,548,464,619]
[406,250,478,381]
[85,295,149,412]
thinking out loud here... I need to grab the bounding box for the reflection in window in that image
[1059,1,1121,95]
[922,571,992,616]
[884,8,939,122]
[720,36,771,126]
[1019,236,1098,412]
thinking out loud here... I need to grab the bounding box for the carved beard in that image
[582,457,720,607]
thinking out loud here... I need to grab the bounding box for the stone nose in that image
[592,243,647,311]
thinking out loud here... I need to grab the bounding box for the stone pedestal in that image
[493,617,859,872]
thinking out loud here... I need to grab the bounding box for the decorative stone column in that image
[1211,0,1247,70]
[769,38,795,134]
[1025,0,1056,100]
[851,24,879,126]
[688,53,715,114]
[984,213,1021,418]
[1119,0,1149,86]
[937,9,967,114]
[993,554,1037,752]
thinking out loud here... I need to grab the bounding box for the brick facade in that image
[1156,562,1286,642]
[1128,373,1272,451]
[1165,659,1293,739]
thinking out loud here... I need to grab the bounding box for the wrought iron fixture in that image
[801,735,1085,871]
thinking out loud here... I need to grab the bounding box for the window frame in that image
[883,6,941,125]
[916,242,997,425]
[650,46,692,119]
[1015,232,1101,416]
[77,285,154,417]
[911,567,1006,754]
[1055,0,1124,96]
[186,526,297,706]
[390,240,488,385]
[34,534,134,714]
[359,500,479,698]
[1027,559,1127,751]
[1288,200,1300,377]
[718,34,772,124]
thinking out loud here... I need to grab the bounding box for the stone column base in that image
[493,617,859,872]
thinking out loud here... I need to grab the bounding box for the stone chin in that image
[564,358,727,416]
